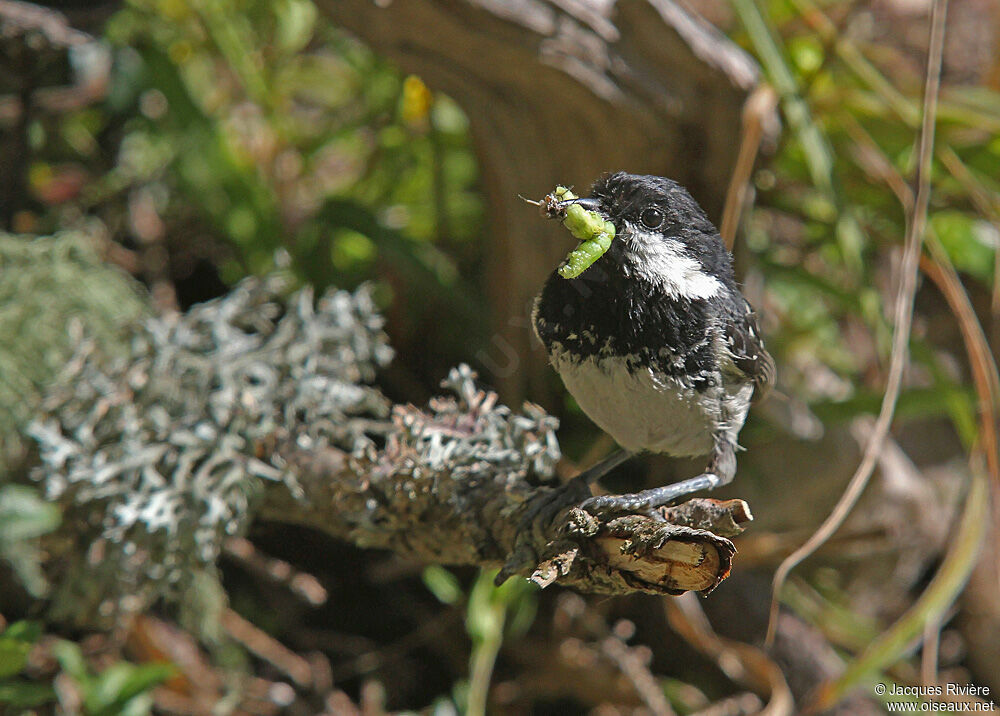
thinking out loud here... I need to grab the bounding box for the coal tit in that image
[532,172,775,514]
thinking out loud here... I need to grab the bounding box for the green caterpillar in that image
[544,186,616,279]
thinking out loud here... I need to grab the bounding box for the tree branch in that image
[259,401,751,595]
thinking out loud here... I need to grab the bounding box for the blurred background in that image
[0,0,998,713]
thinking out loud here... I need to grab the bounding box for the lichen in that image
[26,263,570,623]
[394,364,561,483]
[0,230,149,470]
[29,272,392,622]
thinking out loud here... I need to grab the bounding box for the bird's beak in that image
[562,197,602,212]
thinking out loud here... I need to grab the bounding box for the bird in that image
[531,172,775,516]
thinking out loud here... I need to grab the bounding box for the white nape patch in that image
[622,230,721,300]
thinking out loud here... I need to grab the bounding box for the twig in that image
[221,608,313,687]
[224,537,328,607]
[600,631,676,716]
[720,85,779,250]
[766,0,950,647]
[804,456,988,712]
[920,617,939,691]
[30,273,751,631]
[936,147,1000,319]
[921,243,1000,466]
[665,593,793,716]
[921,244,1000,577]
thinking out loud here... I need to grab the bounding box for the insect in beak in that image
[519,193,602,219]
[526,186,618,279]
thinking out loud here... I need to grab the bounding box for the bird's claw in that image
[578,493,668,521]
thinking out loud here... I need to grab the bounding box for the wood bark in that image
[259,430,752,596]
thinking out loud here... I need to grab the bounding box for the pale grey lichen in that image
[402,364,560,481]
[29,272,393,620]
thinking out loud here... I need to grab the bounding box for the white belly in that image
[552,354,720,456]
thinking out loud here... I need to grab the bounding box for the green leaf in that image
[505,588,538,640]
[2,621,42,643]
[465,569,536,643]
[0,620,43,678]
[52,639,174,716]
[87,662,174,716]
[0,639,32,679]
[835,213,866,272]
[0,486,60,597]
[465,571,504,644]
[0,679,56,707]
[929,211,998,283]
[422,565,463,605]
[788,36,824,74]
[275,0,317,54]
[51,640,91,685]
[0,486,61,544]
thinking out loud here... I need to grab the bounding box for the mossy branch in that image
[259,405,751,597]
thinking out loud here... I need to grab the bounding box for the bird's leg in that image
[567,449,635,488]
[579,438,737,517]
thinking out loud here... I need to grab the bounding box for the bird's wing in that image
[724,300,776,401]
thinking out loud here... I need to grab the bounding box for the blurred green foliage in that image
[52,640,174,716]
[0,621,174,713]
[105,0,482,281]
[732,0,999,701]
[26,0,486,389]
[734,0,998,436]
[0,621,56,709]
[0,485,60,598]
[0,621,43,679]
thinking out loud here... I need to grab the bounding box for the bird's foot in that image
[578,472,726,519]
[519,456,725,531]
[515,450,635,535]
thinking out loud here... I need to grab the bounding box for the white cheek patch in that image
[623,230,721,300]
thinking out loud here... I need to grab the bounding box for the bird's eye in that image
[639,207,664,229]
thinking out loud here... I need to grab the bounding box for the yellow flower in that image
[401,75,433,127]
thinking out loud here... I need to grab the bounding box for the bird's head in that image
[565,172,735,300]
